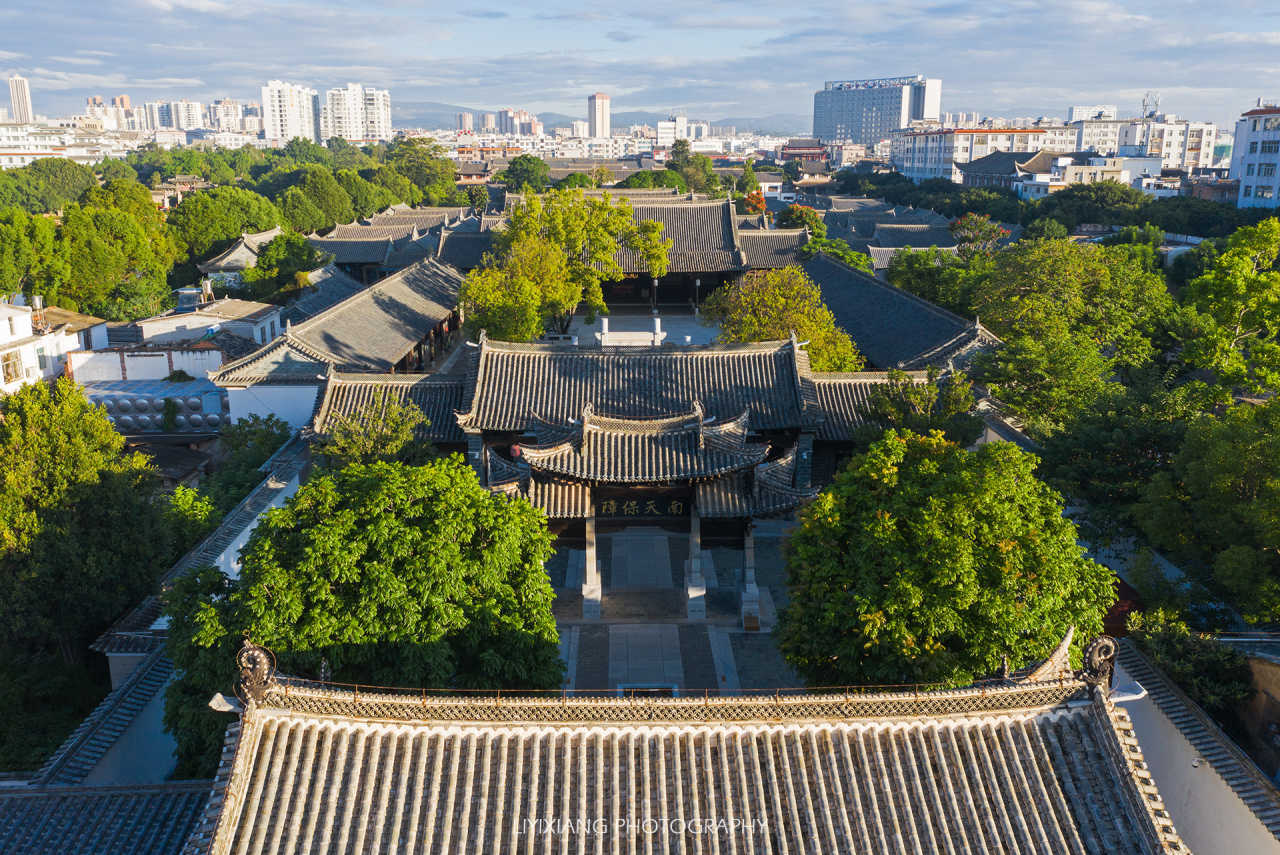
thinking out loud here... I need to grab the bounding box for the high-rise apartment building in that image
[1231,101,1280,209]
[145,101,173,130]
[457,112,474,132]
[8,76,33,124]
[170,99,204,130]
[813,75,941,145]
[111,94,131,110]
[316,83,391,140]
[210,99,243,132]
[262,80,320,143]
[588,92,610,139]
[482,113,496,132]
[362,86,392,140]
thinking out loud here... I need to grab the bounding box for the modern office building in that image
[813,75,941,145]
[1232,101,1280,208]
[8,75,33,124]
[262,80,320,143]
[588,92,610,139]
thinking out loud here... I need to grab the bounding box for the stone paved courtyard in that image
[550,523,797,694]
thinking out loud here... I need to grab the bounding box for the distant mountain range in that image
[392,101,810,137]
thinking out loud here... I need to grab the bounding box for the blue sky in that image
[1,0,1276,128]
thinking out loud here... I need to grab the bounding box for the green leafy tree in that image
[197,415,292,514]
[1024,217,1068,239]
[780,431,1114,686]
[1103,222,1165,249]
[701,266,864,371]
[800,237,873,273]
[466,184,489,212]
[782,160,801,182]
[96,159,138,183]
[667,140,692,171]
[591,165,614,187]
[738,159,760,194]
[1181,218,1280,393]
[1035,180,1147,230]
[1134,399,1280,622]
[276,186,327,234]
[0,380,176,663]
[481,189,670,334]
[11,158,97,213]
[556,172,595,189]
[1128,609,1254,722]
[461,234,573,341]
[775,204,826,237]
[1038,372,1227,515]
[335,169,396,219]
[885,247,979,316]
[615,170,687,192]
[949,212,1008,263]
[164,456,562,775]
[850,368,982,448]
[317,389,432,467]
[240,233,331,301]
[500,154,551,191]
[294,165,355,228]
[167,186,282,261]
[58,204,174,319]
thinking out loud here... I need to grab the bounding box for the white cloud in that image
[48,56,103,66]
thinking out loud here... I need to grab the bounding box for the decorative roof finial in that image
[1081,635,1118,693]
[236,637,275,705]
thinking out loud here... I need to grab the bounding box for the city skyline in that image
[0,1,1274,129]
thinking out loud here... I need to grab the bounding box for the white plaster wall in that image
[1116,662,1280,854]
[227,384,320,428]
[82,678,177,785]
[215,470,301,581]
[67,350,122,381]
[121,351,170,379]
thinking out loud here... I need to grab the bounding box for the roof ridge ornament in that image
[236,638,275,706]
[1081,635,1118,694]
[1023,627,1075,683]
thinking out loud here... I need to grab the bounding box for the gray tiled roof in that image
[33,650,173,786]
[519,404,767,483]
[187,669,1185,855]
[435,229,494,271]
[282,265,365,326]
[323,222,420,242]
[866,243,960,271]
[305,235,394,265]
[870,223,958,249]
[617,200,742,273]
[196,227,282,274]
[0,782,209,855]
[455,336,821,434]
[809,372,920,441]
[311,373,466,444]
[212,258,462,382]
[697,448,818,517]
[802,254,999,369]
[738,229,807,269]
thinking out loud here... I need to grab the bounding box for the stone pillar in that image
[582,512,601,619]
[741,520,760,631]
[651,277,659,314]
[686,505,706,620]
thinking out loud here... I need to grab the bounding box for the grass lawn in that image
[0,649,110,773]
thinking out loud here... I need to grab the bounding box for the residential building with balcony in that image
[1231,102,1280,209]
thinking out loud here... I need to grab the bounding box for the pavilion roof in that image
[184,639,1186,855]
[454,334,823,434]
[517,402,767,484]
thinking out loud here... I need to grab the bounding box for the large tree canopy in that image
[462,189,670,337]
[0,380,179,662]
[779,431,1114,686]
[164,456,562,775]
[1181,218,1280,393]
[701,266,864,371]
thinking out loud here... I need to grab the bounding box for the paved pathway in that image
[609,625,684,690]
